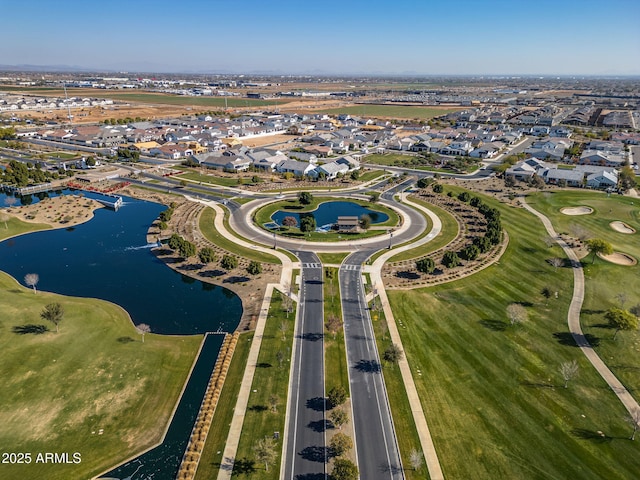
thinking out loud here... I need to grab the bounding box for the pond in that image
[0,194,243,479]
[270,200,389,229]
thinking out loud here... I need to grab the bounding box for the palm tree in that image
[136,323,151,343]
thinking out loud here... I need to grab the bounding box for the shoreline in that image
[4,194,103,230]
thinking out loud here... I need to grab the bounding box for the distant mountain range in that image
[0,64,637,79]
[0,64,104,73]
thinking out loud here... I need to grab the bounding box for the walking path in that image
[521,198,640,419]
[364,193,445,480]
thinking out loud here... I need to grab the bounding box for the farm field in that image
[387,187,640,479]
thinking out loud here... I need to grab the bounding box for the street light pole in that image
[273,231,277,249]
[388,230,393,249]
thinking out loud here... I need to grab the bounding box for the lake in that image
[0,194,243,479]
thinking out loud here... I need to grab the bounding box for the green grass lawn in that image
[364,153,415,167]
[177,170,247,188]
[317,252,350,265]
[357,169,386,183]
[527,190,640,396]
[231,290,295,478]
[324,268,349,394]
[198,207,280,264]
[0,271,202,480]
[386,197,458,262]
[194,331,252,479]
[45,151,79,160]
[0,216,51,241]
[252,197,399,242]
[317,105,463,120]
[367,195,458,265]
[386,188,640,479]
[371,303,424,480]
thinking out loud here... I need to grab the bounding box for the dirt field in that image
[4,194,102,228]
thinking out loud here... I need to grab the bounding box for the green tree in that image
[330,433,353,457]
[332,458,359,480]
[585,238,613,264]
[328,386,348,408]
[198,247,216,264]
[457,191,471,202]
[369,191,380,203]
[41,302,64,333]
[329,408,349,430]
[221,254,238,270]
[442,251,460,268]
[298,191,313,205]
[605,308,638,340]
[416,177,433,189]
[178,239,196,259]
[0,126,17,140]
[383,344,403,364]
[470,196,483,208]
[460,244,480,261]
[247,260,262,275]
[473,236,492,253]
[432,183,443,193]
[299,214,316,233]
[619,165,637,191]
[541,286,552,305]
[416,257,435,274]
[359,214,371,230]
[168,234,182,251]
[350,169,360,180]
[159,208,174,222]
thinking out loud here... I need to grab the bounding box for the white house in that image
[586,171,618,189]
[315,161,349,180]
[276,160,316,177]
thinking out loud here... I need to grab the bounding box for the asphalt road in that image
[339,250,404,479]
[282,252,327,480]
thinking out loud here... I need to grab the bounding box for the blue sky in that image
[1,0,638,75]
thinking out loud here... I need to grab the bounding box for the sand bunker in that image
[561,206,593,216]
[598,252,637,266]
[609,221,636,234]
